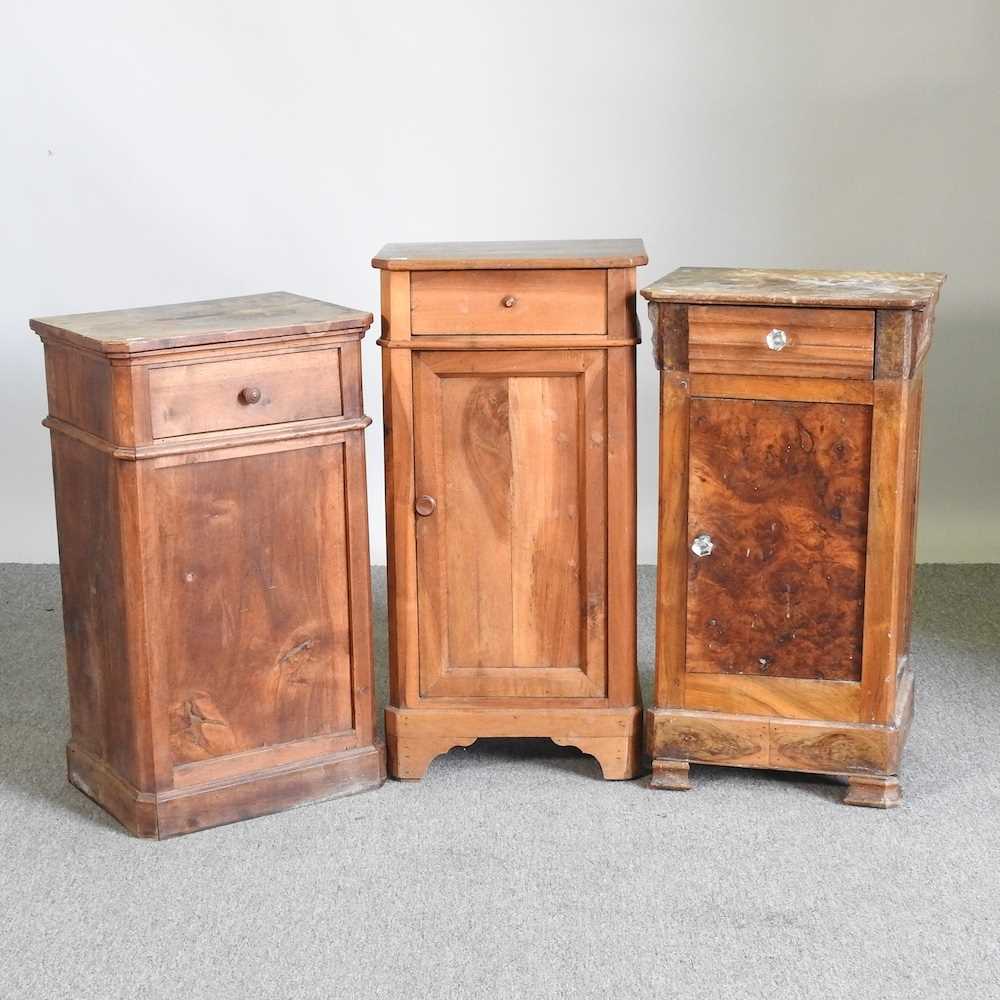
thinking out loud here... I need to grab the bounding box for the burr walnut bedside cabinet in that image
[31,292,386,837]
[374,239,647,781]
[642,267,945,807]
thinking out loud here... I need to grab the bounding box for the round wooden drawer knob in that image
[415,495,437,516]
[239,386,262,405]
[502,295,517,308]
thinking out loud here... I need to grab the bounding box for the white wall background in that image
[2,0,997,564]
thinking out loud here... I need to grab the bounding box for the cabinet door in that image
[686,396,871,683]
[413,350,607,699]
[142,437,372,783]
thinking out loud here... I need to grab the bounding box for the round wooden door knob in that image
[239,386,262,405]
[415,495,437,516]
[501,295,517,308]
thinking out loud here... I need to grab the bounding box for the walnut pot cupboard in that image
[375,240,647,780]
[31,292,386,837]
[642,268,946,807]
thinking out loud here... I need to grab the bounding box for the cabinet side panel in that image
[343,433,377,747]
[860,379,911,723]
[898,369,925,664]
[686,397,870,681]
[44,344,115,439]
[146,444,356,766]
[654,372,691,707]
[606,344,638,707]
[50,435,142,783]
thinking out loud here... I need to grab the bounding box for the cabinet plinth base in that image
[645,669,912,806]
[385,705,643,781]
[67,740,386,839]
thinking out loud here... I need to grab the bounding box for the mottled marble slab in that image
[641,267,946,309]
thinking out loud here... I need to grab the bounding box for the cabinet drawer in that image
[148,348,343,438]
[689,305,874,379]
[410,269,607,335]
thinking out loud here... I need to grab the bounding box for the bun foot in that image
[844,774,901,809]
[650,758,691,790]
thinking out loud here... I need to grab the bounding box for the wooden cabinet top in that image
[641,267,946,310]
[372,239,647,271]
[30,291,373,355]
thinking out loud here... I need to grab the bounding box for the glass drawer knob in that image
[691,533,714,558]
[766,328,789,351]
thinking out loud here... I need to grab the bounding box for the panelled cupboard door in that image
[686,396,871,686]
[412,349,607,699]
[142,441,362,777]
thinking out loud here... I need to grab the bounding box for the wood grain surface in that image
[148,347,344,438]
[372,238,647,271]
[412,350,605,698]
[410,269,606,335]
[37,298,384,836]
[144,444,355,765]
[31,292,372,355]
[386,706,641,780]
[688,305,874,379]
[377,255,644,781]
[686,396,871,681]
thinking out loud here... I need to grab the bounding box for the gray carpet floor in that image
[1,564,999,1000]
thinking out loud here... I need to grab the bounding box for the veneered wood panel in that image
[145,443,356,766]
[413,350,605,698]
[440,375,514,668]
[688,305,874,379]
[410,269,607,335]
[688,373,874,406]
[509,375,582,667]
[683,673,861,722]
[769,722,890,775]
[686,396,871,681]
[148,348,343,438]
[650,714,769,766]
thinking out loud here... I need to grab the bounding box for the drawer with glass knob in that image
[687,304,875,379]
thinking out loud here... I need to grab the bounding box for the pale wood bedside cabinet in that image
[374,240,647,780]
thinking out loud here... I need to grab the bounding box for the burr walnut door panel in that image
[143,441,362,771]
[686,396,871,683]
[412,350,607,699]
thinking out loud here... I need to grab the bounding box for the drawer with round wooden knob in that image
[688,305,875,379]
[409,268,608,335]
[147,347,344,438]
